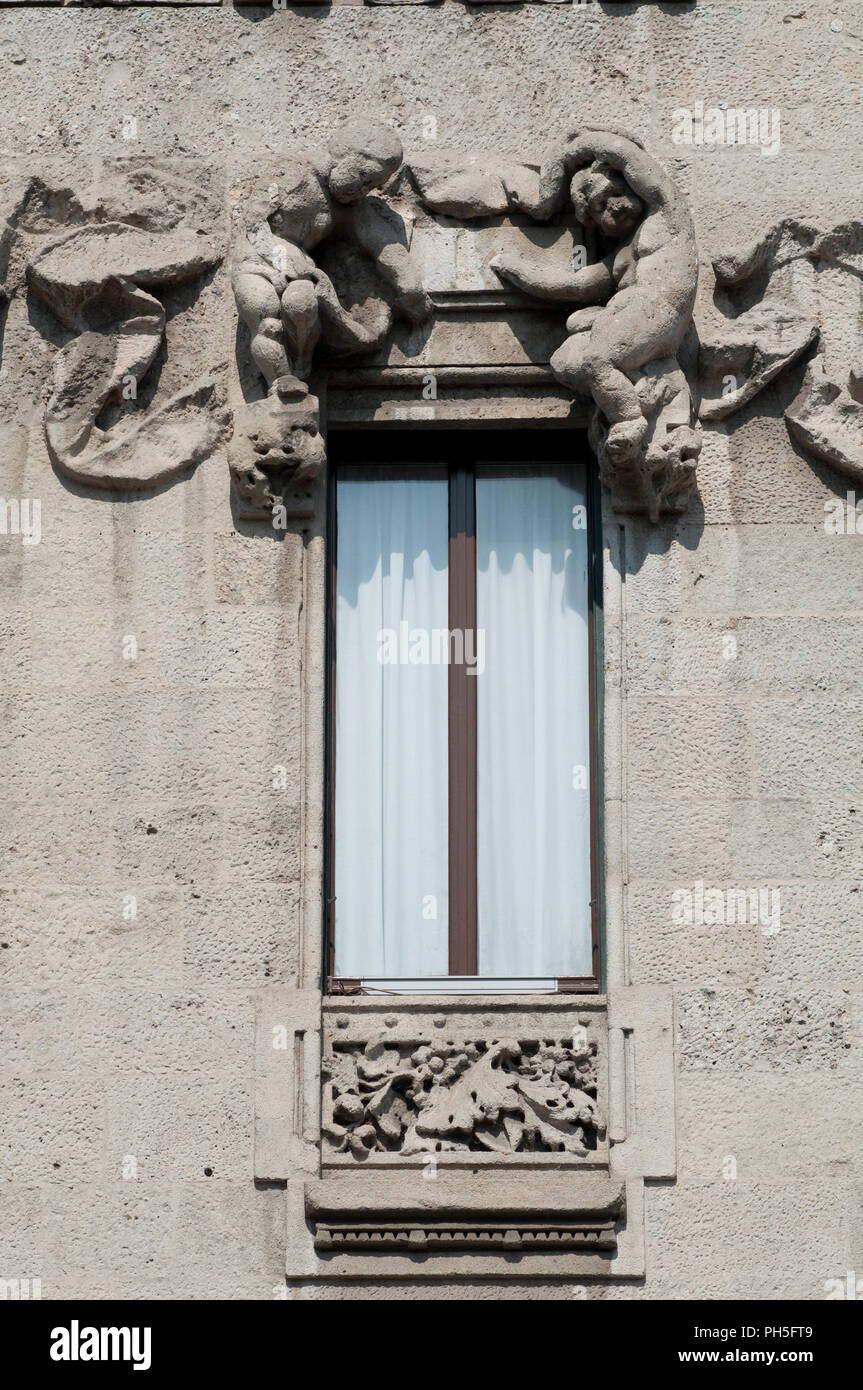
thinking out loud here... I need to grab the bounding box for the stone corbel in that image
[229,376,325,522]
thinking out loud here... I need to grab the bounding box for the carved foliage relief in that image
[322,1030,606,1159]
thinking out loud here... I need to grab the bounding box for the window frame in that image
[324,428,604,995]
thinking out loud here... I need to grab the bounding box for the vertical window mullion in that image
[448,465,478,974]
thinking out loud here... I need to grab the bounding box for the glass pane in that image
[475,464,592,976]
[335,467,449,977]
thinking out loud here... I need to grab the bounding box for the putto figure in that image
[233,119,431,388]
[230,120,431,519]
[491,128,702,518]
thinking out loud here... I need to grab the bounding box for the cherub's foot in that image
[269,373,309,400]
[605,415,648,465]
[565,306,601,334]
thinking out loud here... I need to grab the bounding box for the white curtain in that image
[475,465,592,977]
[334,468,449,977]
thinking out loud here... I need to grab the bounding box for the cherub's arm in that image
[351,198,432,323]
[511,128,668,221]
[300,264,392,356]
[559,130,670,208]
[503,152,569,221]
[568,258,616,303]
[491,250,616,304]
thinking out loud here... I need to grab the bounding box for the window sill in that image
[328,975,599,996]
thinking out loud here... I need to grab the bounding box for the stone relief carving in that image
[230,120,431,516]
[29,226,226,488]
[411,138,863,511]
[786,354,863,482]
[9,143,859,519]
[476,129,704,520]
[705,217,863,481]
[229,124,711,520]
[322,1032,605,1158]
[4,165,228,489]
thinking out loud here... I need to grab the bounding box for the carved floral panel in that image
[322,1028,606,1159]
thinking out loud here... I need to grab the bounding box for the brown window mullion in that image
[448,465,478,975]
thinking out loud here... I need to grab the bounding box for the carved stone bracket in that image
[229,376,324,520]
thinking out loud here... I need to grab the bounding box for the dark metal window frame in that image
[324,428,604,995]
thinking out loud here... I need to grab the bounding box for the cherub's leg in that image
[553,336,641,423]
[281,278,321,382]
[551,306,648,464]
[233,268,290,388]
[550,328,591,392]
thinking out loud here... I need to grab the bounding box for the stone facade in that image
[1,0,862,1301]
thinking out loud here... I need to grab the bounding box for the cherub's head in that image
[327,120,404,204]
[569,161,643,239]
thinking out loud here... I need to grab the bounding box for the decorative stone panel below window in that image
[255,991,672,1281]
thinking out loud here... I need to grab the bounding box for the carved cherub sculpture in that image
[233,119,432,388]
[491,129,702,517]
[231,120,432,520]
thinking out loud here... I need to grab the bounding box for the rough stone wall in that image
[1,0,862,1299]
